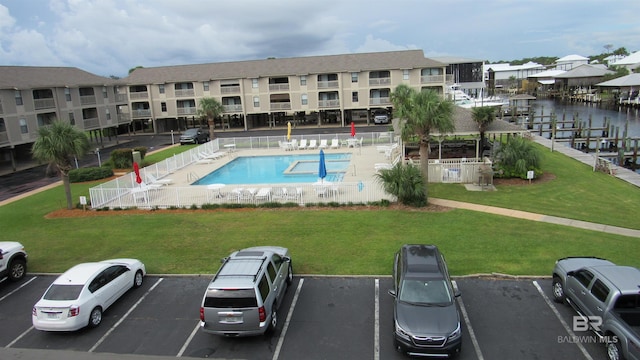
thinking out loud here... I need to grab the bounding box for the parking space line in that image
[0,276,37,303]
[88,277,164,353]
[532,281,593,360]
[272,278,304,360]
[177,322,200,357]
[374,278,379,360]
[454,281,485,360]
[6,326,34,348]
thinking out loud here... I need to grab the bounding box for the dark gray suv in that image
[180,128,209,145]
[389,244,461,357]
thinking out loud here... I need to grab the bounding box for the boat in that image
[446,84,508,109]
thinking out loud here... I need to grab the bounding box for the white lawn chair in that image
[330,138,340,149]
[308,139,317,150]
[255,187,272,201]
[298,139,308,150]
[318,139,328,149]
[145,173,173,186]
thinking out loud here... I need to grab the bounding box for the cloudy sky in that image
[1,0,639,77]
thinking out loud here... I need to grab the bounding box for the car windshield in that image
[399,279,452,305]
[183,129,198,135]
[43,284,83,301]
[203,289,258,308]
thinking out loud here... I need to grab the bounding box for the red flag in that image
[350,122,356,137]
[133,162,142,184]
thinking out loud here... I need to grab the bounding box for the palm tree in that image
[31,121,90,209]
[471,106,496,151]
[391,85,455,200]
[494,136,542,179]
[374,162,426,207]
[197,97,224,138]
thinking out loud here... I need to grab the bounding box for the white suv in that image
[0,242,28,282]
[199,246,292,337]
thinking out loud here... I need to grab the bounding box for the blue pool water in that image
[192,153,352,185]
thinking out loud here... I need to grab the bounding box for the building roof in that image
[611,51,640,66]
[554,64,613,79]
[485,61,545,72]
[0,66,120,90]
[527,69,566,78]
[431,107,525,136]
[556,54,589,63]
[596,73,640,87]
[429,56,484,64]
[124,50,446,85]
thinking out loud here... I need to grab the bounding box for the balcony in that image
[369,97,391,106]
[317,81,339,89]
[421,75,445,84]
[221,86,241,94]
[0,101,3,114]
[83,117,99,129]
[117,113,131,124]
[34,98,55,110]
[0,131,8,145]
[269,84,290,92]
[132,109,152,118]
[130,92,149,100]
[177,107,197,115]
[80,95,97,106]
[116,93,128,103]
[175,89,195,97]
[223,104,243,113]
[270,102,291,110]
[319,99,340,108]
[369,78,391,86]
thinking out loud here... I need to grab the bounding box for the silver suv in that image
[199,246,292,337]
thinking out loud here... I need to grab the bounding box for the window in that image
[352,91,358,102]
[253,96,260,107]
[102,86,108,99]
[158,84,165,94]
[258,275,270,302]
[573,270,594,288]
[300,76,307,86]
[161,102,167,112]
[0,119,5,132]
[203,290,257,308]
[403,69,409,80]
[203,81,209,91]
[105,108,111,120]
[19,119,28,134]
[267,263,277,283]
[301,94,308,105]
[65,88,72,102]
[15,90,23,106]
[68,112,75,125]
[351,72,358,83]
[590,280,610,303]
[252,79,259,88]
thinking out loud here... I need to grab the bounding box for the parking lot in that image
[0,275,610,359]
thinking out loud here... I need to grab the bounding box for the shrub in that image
[69,167,114,183]
[494,136,543,179]
[107,147,148,169]
[374,162,426,207]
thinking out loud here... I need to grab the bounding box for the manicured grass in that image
[2,142,639,276]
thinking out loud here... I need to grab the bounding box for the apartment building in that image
[0,66,128,171]
[123,50,449,133]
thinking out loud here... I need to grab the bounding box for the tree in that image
[391,85,455,201]
[493,136,542,179]
[471,106,496,151]
[375,162,426,207]
[197,97,224,139]
[31,121,90,209]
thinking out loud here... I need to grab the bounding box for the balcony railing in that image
[369,97,391,105]
[117,113,131,124]
[317,81,339,89]
[132,109,152,118]
[369,78,391,86]
[83,117,99,129]
[0,101,3,114]
[270,102,291,110]
[80,95,97,106]
[34,98,56,110]
[223,104,243,112]
[421,75,445,84]
[0,131,8,145]
[221,86,241,94]
[319,99,340,108]
[269,84,290,92]
[130,92,149,100]
[175,89,195,97]
[177,107,197,115]
[116,94,128,103]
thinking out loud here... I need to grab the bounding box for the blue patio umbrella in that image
[318,149,327,182]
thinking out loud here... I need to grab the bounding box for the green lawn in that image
[2,142,639,276]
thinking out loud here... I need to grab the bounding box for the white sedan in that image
[32,258,145,331]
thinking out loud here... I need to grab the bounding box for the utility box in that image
[132,151,142,165]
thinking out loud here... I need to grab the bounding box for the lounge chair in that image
[307,139,317,150]
[298,139,308,150]
[145,173,173,186]
[200,151,225,160]
[283,186,303,201]
[318,139,328,149]
[193,153,214,164]
[255,187,272,201]
[329,138,340,149]
[290,139,298,150]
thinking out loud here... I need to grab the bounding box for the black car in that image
[180,128,210,145]
[389,244,462,358]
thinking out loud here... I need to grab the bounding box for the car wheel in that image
[133,270,144,288]
[286,263,293,285]
[8,259,26,281]
[607,339,623,360]
[89,307,103,328]
[552,277,565,303]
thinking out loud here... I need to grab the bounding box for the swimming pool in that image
[192,153,352,185]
